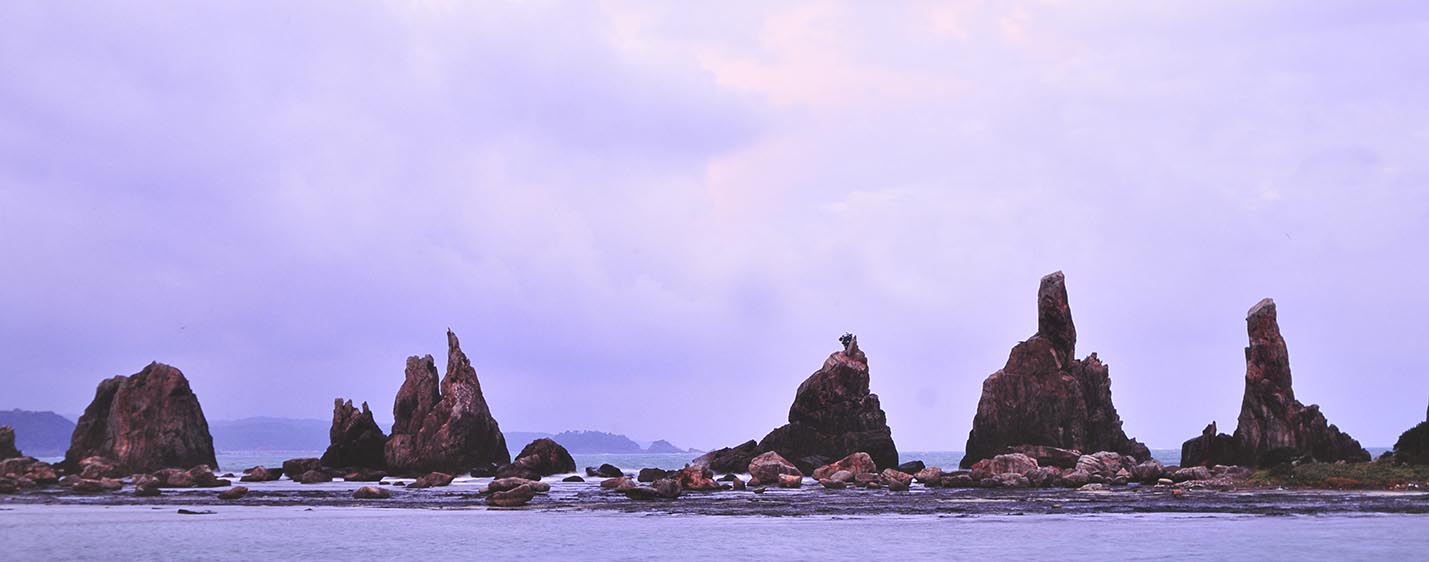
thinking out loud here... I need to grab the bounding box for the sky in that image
[2,1,1427,451]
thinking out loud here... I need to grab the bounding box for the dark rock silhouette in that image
[505,438,576,476]
[0,426,19,460]
[1390,399,1429,466]
[320,399,388,470]
[385,330,510,475]
[753,335,899,473]
[691,440,759,473]
[64,362,217,473]
[1180,299,1369,467]
[961,272,1148,468]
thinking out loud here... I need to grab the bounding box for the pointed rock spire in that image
[384,330,510,475]
[1036,271,1077,365]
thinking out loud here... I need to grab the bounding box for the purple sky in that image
[2,2,1426,450]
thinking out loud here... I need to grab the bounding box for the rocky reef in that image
[320,399,388,470]
[748,334,898,473]
[961,272,1149,468]
[63,362,217,473]
[385,330,510,475]
[1180,299,1369,467]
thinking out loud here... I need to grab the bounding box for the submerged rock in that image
[962,273,1148,468]
[562,475,584,482]
[385,330,510,475]
[486,483,536,507]
[586,464,622,478]
[754,335,899,474]
[353,485,391,499]
[64,362,218,474]
[1180,299,1370,467]
[217,486,248,500]
[297,470,332,484]
[239,466,281,482]
[320,399,388,470]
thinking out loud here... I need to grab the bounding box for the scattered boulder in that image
[320,399,388,470]
[1172,466,1212,482]
[343,468,387,482]
[1180,299,1370,467]
[239,466,281,482]
[0,426,20,460]
[153,468,195,488]
[188,466,230,488]
[748,451,802,485]
[1025,466,1059,487]
[819,478,846,489]
[637,468,669,482]
[562,475,584,483]
[72,478,122,493]
[217,486,248,500]
[811,452,877,481]
[1007,445,1083,469]
[282,458,323,479]
[691,440,759,474]
[897,460,925,474]
[494,464,542,481]
[507,438,576,476]
[353,485,391,499]
[600,476,635,490]
[134,477,161,497]
[675,464,720,491]
[914,466,944,484]
[586,464,622,478]
[64,362,218,474]
[469,462,498,478]
[754,335,899,474]
[77,456,123,479]
[879,468,913,489]
[486,483,536,507]
[776,474,803,488]
[408,472,454,489]
[1131,460,1166,483]
[989,453,1039,475]
[652,478,682,498]
[385,331,510,475]
[297,470,332,484]
[962,273,1150,468]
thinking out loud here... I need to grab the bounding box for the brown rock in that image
[353,485,390,499]
[819,478,846,489]
[690,440,759,474]
[343,468,387,482]
[652,478,682,498]
[753,335,899,474]
[189,465,229,488]
[748,451,802,485]
[486,483,536,507]
[878,468,913,489]
[600,476,635,490]
[239,466,281,482]
[674,464,720,491]
[385,331,510,475]
[0,426,19,460]
[962,273,1149,468]
[407,471,454,489]
[64,363,217,474]
[988,453,1039,475]
[776,473,802,488]
[586,464,622,478]
[731,477,746,490]
[217,486,248,500]
[914,466,944,484]
[71,478,121,493]
[153,468,194,488]
[77,456,122,479]
[133,477,161,497]
[297,470,332,484]
[487,477,538,493]
[321,399,388,470]
[282,458,323,479]
[811,452,877,481]
[1180,299,1370,467]
[1006,445,1084,469]
[507,438,576,476]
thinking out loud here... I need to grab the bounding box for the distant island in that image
[507,430,700,454]
[191,418,699,455]
[0,410,75,456]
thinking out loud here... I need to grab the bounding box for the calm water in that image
[2,505,1426,561]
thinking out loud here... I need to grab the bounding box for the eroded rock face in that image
[1180,299,1369,467]
[754,335,899,473]
[1,426,20,460]
[961,273,1149,468]
[320,399,388,470]
[64,363,217,473]
[385,331,510,475]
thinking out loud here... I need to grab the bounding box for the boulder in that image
[1172,466,1212,482]
[297,470,332,484]
[408,472,454,489]
[896,460,925,474]
[1075,452,1126,479]
[753,335,899,474]
[878,468,913,489]
[1179,299,1370,467]
[153,468,195,488]
[1006,445,1084,469]
[652,478,682,498]
[914,466,943,484]
[600,476,635,490]
[988,453,1038,475]
[72,478,122,493]
[353,485,391,499]
[134,477,161,497]
[188,466,229,488]
[812,452,878,481]
[469,462,499,478]
[239,466,281,482]
[486,483,536,507]
[385,330,510,475]
[63,362,218,474]
[77,456,123,479]
[675,464,720,491]
[343,468,387,482]
[1131,460,1166,483]
[507,438,576,476]
[637,468,669,482]
[829,470,855,483]
[776,474,803,488]
[586,464,622,478]
[986,473,1030,488]
[962,273,1149,468]
[494,464,542,481]
[486,477,549,494]
[320,399,388,470]
[748,451,802,485]
[282,458,323,479]
[691,440,759,474]
[0,426,20,460]
[731,477,746,490]
[562,475,584,482]
[217,486,248,500]
[1025,466,1059,487]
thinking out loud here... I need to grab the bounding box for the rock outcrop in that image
[503,438,576,476]
[1180,299,1369,467]
[63,362,217,473]
[1390,400,1429,466]
[752,335,899,473]
[0,426,19,460]
[385,330,510,475]
[961,272,1149,468]
[320,399,387,470]
[691,440,758,473]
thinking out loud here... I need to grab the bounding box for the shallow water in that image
[2,504,1426,561]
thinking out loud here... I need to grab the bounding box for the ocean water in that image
[2,505,1426,561]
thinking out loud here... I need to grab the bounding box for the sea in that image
[7,448,1423,561]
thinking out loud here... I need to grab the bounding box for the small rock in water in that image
[562,475,584,483]
[176,509,215,515]
[353,486,391,499]
[486,484,536,507]
[216,486,249,500]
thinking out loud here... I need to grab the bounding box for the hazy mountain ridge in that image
[0,409,76,456]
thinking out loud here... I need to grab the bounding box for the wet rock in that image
[487,477,534,493]
[878,468,913,489]
[1079,483,1108,492]
[353,485,390,499]
[343,468,387,482]
[812,452,878,481]
[748,451,802,485]
[1007,445,1084,470]
[819,478,846,489]
[652,478,682,498]
[621,486,662,500]
[962,273,1150,468]
[297,470,332,484]
[675,464,720,491]
[72,478,122,493]
[320,399,388,470]
[691,440,759,473]
[486,483,536,507]
[731,477,746,491]
[1180,299,1369,467]
[507,438,576,476]
[637,468,669,483]
[896,460,925,474]
[601,476,635,491]
[493,464,542,481]
[854,472,881,486]
[134,478,161,497]
[239,466,281,482]
[153,468,195,488]
[754,335,899,474]
[586,464,622,478]
[776,474,803,488]
[282,458,323,479]
[408,471,454,489]
[1025,466,1060,487]
[217,486,248,500]
[77,456,123,480]
[938,472,975,488]
[988,473,1030,488]
[0,426,19,460]
[469,462,498,478]
[1172,466,1212,482]
[1075,452,1127,479]
[188,466,230,488]
[64,362,218,474]
[914,466,943,485]
[989,453,1039,475]
[1058,470,1091,488]
[385,331,510,476]
[563,475,584,483]
[828,470,855,483]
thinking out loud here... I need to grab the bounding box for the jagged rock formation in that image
[0,426,19,460]
[751,335,898,474]
[63,362,217,473]
[1390,399,1429,466]
[320,399,388,469]
[1180,299,1370,467]
[961,272,1149,468]
[385,330,510,475]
